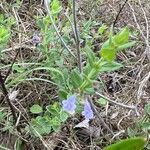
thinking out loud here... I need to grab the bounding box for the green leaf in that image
[83,18,92,33]
[101,27,132,53]
[58,89,68,99]
[84,87,95,94]
[50,117,61,132]
[100,61,123,72]
[141,122,150,130]
[113,27,129,46]
[46,102,60,116]
[37,116,51,134]
[100,46,116,62]
[36,18,45,31]
[14,138,22,150]
[30,104,43,114]
[117,41,136,51]
[97,98,107,106]
[30,116,51,136]
[98,24,107,34]
[144,103,150,115]
[0,26,10,50]
[60,110,68,122]
[127,127,137,137]
[0,111,6,122]
[70,69,83,89]
[103,137,145,150]
[86,47,97,67]
[51,0,62,15]
[100,27,117,62]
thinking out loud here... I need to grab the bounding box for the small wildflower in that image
[82,100,94,120]
[32,32,40,46]
[62,95,76,114]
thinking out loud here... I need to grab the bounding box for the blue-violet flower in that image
[62,95,76,114]
[82,100,94,120]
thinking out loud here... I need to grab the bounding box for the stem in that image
[113,0,128,27]
[44,0,76,59]
[80,58,103,92]
[4,49,19,82]
[72,0,82,72]
[95,92,139,116]
[0,71,18,124]
[87,96,114,135]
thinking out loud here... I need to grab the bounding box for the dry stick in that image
[0,72,18,124]
[87,96,115,136]
[72,0,82,72]
[0,73,23,133]
[2,44,35,53]
[113,0,128,27]
[4,49,19,82]
[44,0,76,59]
[137,0,150,60]
[138,0,149,40]
[128,2,150,59]
[95,92,139,116]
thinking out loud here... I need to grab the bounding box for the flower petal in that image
[62,95,76,114]
[82,100,94,120]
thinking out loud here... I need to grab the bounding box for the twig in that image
[113,0,128,27]
[44,0,76,59]
[87,96,115,136]
[138,0,149,40]
[72,0,82,72]
[3,49,19,82]
[0,71,18,124]
[95,92,139,116]
[137,72,150,101]
[2,42,35,53]
[128,2,150,60]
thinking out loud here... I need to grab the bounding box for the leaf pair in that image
[100,27,135,62]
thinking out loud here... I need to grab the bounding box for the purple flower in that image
[62,95,76,114]
[82,100,94,120]
[32,32,40,46]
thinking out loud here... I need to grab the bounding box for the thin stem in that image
[44,0,76,59]
[113,0,128,27]
[138,0,149,40]
[4,49,19,82]
[128,2,149,47]
[95,92,139,116]
[80,59,103,91]
[0,71,18,124]
[87,96,114,136]
[72,0,82,72]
